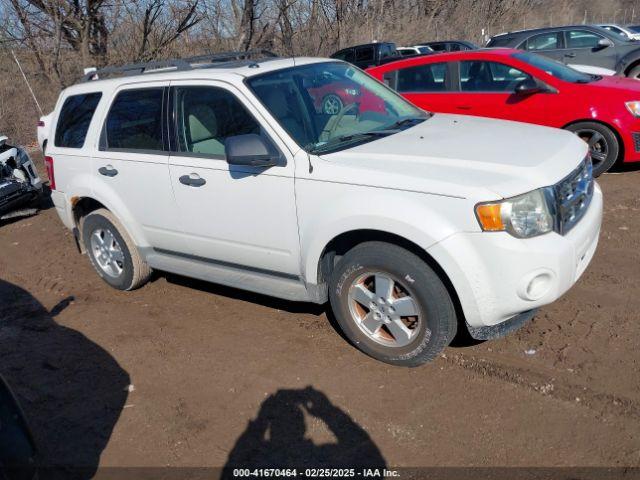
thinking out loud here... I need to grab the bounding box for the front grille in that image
[553,156,594,235]
[633,132,640,152]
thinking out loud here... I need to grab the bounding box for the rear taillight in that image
[44,156,56,190]
[37,120,45,127]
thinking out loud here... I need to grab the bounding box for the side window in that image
[355,47,374,63]
[54,93,102,148]
[333,49,354,62]
[526,32,562,51]
[104,88,164,151]
[429,43,447,52]
[460,61,530,92]
[566,30,603,49]
[449,43,461,52]
[174,86,261,157]
[397,63,448,93]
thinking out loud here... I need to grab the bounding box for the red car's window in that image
[460,61,531,92]
[396,63,448,93]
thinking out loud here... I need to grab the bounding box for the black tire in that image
[627,65,640,80]
[82,208,152,291]
[328,242,457,367]
[565,122,619,176]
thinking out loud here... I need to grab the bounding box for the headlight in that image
[475,188,554,238]
[625,101,640,117]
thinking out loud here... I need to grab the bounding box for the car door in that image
[452,60,554,125]
[167,80,301,276]
[92,83,183,252]
[389,61,456,113]
[562,29,618,70]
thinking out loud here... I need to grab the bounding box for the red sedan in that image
[367,48,640,176]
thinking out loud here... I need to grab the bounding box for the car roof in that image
[491,24,610,39]
[63,56,334,95]
[368,48,519,71]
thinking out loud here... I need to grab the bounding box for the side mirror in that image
[597,38,614,49]
[514,78,546,95]
[225,134,281,168]
[0,375,37,480]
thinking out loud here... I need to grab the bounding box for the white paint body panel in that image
[47,57,602,328]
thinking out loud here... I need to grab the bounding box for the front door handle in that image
[179,174,206,187]
[98,165,118,177]
[564,52,576,58]
[456,105,472,110]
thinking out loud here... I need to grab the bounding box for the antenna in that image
[11,49,43,116]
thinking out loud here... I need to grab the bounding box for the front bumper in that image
[427,183,603,329]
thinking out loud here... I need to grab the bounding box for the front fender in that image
[297,179,475,285]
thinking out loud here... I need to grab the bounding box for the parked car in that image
[628,25,640,34]
[486,25,640,79]
[46,51,601,366]
[368,48,640,175]
[397,46,434,57]
[0,136,43,220]
[597,24,640,41]
[330,42,398,69]
[417,40,478,52]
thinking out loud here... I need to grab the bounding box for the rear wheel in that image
[565,122,619,176]
[82,209,152,291]
[322,94,343,115]
[329,242,457,367]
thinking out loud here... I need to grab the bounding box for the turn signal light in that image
[475,203,504,231]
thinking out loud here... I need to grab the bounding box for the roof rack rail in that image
[79,49,279,83]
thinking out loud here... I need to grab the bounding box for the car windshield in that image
[629,25,640,33]
[246,61,428,155]
[512,52,598,83]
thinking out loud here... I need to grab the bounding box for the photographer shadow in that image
[222,387,386,477]
[0,279,129,479]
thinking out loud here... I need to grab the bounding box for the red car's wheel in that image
[565,122,619,176]
[322,94,343,115]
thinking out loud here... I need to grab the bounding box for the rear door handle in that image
[98,165,118,177]
[179,174,206,187]
[564,53,576,58]
[456,105,472,110]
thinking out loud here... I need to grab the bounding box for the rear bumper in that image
[51,190,74,229]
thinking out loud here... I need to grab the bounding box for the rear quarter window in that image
[54,92,102,148]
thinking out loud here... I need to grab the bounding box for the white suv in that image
[46,51,602,366]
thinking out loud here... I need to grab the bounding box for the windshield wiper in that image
[383,116,428,130]
[308,130,399,154]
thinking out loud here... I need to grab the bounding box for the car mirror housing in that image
[225,134,282,168]
[514,78,546,95]
[597,38,614,49]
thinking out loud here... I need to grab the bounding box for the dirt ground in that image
[1,153,639,477]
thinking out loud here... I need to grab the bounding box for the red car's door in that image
[452,60,557,126]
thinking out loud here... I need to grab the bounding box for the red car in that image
[306,71,385,115]
[368,48,640,176]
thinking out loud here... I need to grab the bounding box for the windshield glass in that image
[246,61,427,154]
[512,52,597,83]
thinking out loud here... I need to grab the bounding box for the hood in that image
[586,75,640,95]
[319,113,588,200]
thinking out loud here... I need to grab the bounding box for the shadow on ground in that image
[0,279,129,479]
[222,386,386,478]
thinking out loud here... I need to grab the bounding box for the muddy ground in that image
[1,153,639,477]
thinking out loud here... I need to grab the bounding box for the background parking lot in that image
[1,154,638,471]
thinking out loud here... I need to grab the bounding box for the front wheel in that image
[565,122,619,176]
[322,94,344,115]
[329,242,457,367]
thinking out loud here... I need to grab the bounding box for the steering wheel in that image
[322,102,359,141]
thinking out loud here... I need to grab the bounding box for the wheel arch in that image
[622,56,640,76]
[562,118,625,162]
[315,229,468,327]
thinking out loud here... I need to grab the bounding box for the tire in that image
[322,94,343,115]
[565,122,619,176]
[328,242,457,367]
[82,208,151,291]
[627,65,640,80]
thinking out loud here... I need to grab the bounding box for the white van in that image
[46,51,602,366]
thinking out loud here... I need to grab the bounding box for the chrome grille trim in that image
[553,156,594,235]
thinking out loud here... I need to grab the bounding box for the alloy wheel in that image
[347,271,423,348]
[573,128,609,171]
[90,228,125,278]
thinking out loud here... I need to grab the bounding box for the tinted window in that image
[397,63,448,92]
[513,52,595,83]
[333,49,355,62]
[486,36,515,48]
[428,43,447,52]
[174,86,260,157]
[526,32,561,50]
[355,47,374,62]
[567,30,603,48]
[398,49,415,57]
[460,61,530,92]
[104,89,163,151]
[54,93,102,148]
